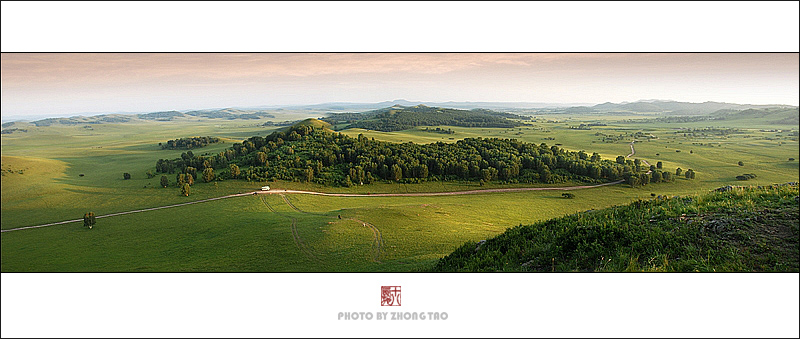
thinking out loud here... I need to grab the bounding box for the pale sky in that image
[1,53,798,119]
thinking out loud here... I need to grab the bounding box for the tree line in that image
[154,124,680,188]
[160,136,220,150]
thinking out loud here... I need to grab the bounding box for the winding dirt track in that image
[628,140,652,171]
[281,194,383,262]
[260,195,322,263]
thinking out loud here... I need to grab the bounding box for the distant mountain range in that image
[559,100,794,116]
[2,99,796,127]
[269,99,593,111]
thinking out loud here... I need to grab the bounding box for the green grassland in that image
[2,112,797,271]
[432,184,799,272]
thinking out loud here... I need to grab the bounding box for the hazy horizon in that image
[2,53,798,120]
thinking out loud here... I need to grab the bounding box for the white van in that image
[261,186,270,191]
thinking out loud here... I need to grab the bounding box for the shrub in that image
[736,173,757,181]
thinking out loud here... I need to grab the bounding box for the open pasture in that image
[2,113,798,271]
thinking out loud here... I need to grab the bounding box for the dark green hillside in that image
[154,121,656,187]
[160,136,221,150]
[323,105,524,131]
[431,184,799,272]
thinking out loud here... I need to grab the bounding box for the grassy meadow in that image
[2,113,797,271]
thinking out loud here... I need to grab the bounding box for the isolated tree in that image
[738,161,744,166]
[656,161,663,169]
[181,183,190,196]
[203,168,215,182]
[662,171,672,182]
[123,172,131,180]
[186,173,194,186]
[160,175,169,188]
[562,192,575,199]
[675,168,683,177]
[83,212,96,229]
[690,170,696,179]
[146,170,155,179]
[229,164,241,179]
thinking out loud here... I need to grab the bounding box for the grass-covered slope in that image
[431,184,799,272]
[323,105,524,131]
[291,118,333,130]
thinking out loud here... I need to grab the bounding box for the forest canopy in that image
[154,120,655,187]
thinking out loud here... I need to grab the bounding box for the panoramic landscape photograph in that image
[2,52,798,273]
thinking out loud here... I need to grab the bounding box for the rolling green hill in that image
[323,104,525,131]
[291,118,333,130]
[431,183,799,272]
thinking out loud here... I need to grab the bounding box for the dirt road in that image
[255,180,623,198]
[0,192,253,233]
[2,180,623,233]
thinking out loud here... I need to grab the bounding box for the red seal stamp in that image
[381,286,401,306]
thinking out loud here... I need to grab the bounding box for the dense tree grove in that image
[323,105,524,132]
[154,124,661,187]
[160,136,220,150]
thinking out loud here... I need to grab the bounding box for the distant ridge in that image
[4,99,796,124]
[322,104,526,132]
[559,100,793,116]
